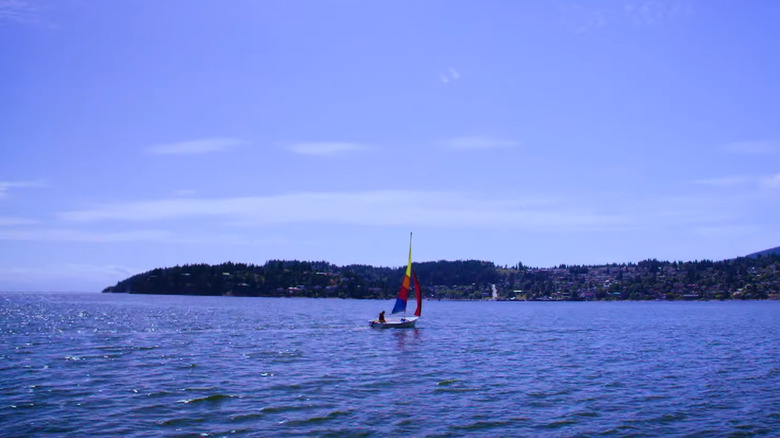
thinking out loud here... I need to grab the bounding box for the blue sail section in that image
[391,296,407,314]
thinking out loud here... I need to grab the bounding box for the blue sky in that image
[2,0,779,292]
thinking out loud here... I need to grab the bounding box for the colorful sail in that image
[391,233,413,314]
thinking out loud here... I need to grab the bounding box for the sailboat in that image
[370,233,422,329]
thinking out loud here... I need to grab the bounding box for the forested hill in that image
[102,260,499,300]
[103,254,780,300]
[748,246,780,258]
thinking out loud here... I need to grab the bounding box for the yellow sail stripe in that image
[405,232,413,278]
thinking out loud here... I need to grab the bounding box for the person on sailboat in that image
[378,311,386,323]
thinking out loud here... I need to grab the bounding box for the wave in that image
[177,394,239,404]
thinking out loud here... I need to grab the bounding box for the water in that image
[1,293,778,437]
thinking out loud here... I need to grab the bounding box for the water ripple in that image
[1,294,779,437]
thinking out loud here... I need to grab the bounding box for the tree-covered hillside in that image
[501,255,780,301]
[102,259,500,300]
[103,254,780,300]
[748,246,780,258]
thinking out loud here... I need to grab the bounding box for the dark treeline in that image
[103,254,780,300]
[102,259,500,300]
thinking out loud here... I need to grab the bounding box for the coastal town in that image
[483,258,779,301]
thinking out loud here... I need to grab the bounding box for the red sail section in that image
[412,269,422,317]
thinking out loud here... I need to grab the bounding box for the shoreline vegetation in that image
[103,252,780,301]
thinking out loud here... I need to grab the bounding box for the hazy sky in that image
[2,0,779,292]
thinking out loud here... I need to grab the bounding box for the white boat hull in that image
[369,316,418,329]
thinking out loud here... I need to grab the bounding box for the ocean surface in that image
[1,293,778,437]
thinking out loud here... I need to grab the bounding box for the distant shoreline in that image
[98,291,780,302]
[102,255,780,301]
